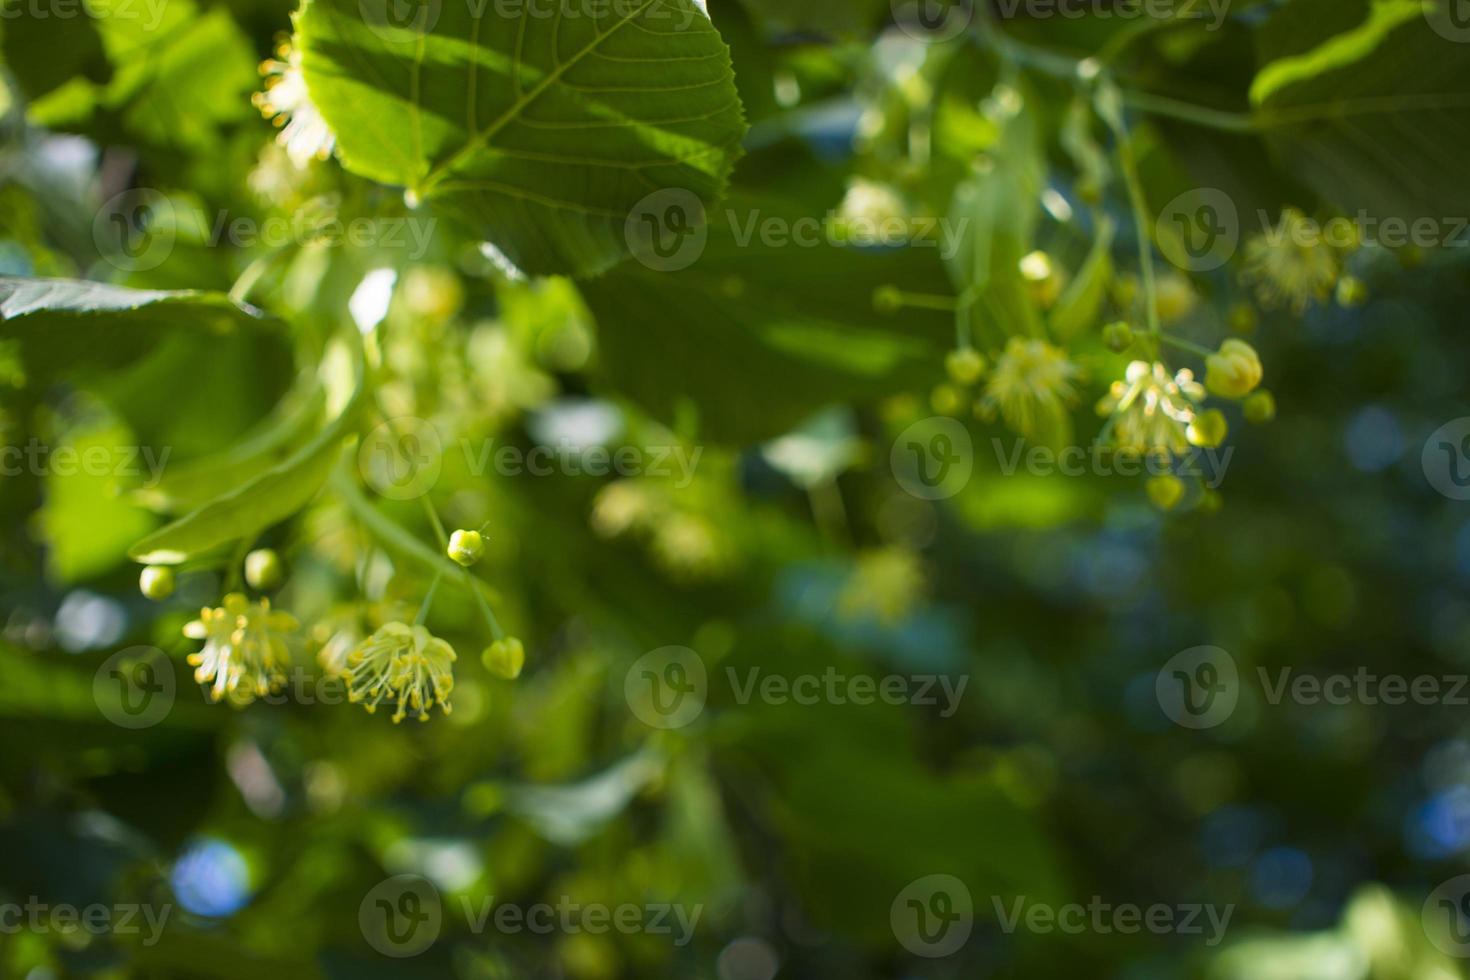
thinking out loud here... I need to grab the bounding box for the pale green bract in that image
[295,0,747,278]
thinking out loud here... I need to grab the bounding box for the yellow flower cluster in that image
[184,594,297,705]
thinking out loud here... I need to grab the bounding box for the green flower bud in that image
[1186,409,1228,449]
[872,286,904,314]
[1243,389,1277,424]
[1155,273,1198,323]
[1102,321,1134,353]
[448,529,485,567]
[1020,251,1066,309]
[1205,339,1263,399]
[945,349,986,386]
[1336,275,1368,308]
[482,637,525,680]
[1147,474,1185,512]
[139,565,175,601]
[245,549,284,591]
[930,384,966,417]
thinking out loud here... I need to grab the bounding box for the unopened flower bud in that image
[482,637,525,680]
[946,349,986,386]
[1187,409,1228,449]
[245,549,284,591]
[139,565,175,601]
[448,529,485,567]
[1147,474,1185,512]
[1102,321,1134,353]
[1205,339,1263,399]
[1243,389,1277,423]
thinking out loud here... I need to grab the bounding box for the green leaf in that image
[0,276,281,383]
[579,191,953,445]
[38,419,158,584]
[132,383,329,514]
[946,85,1046,341]
[1048,215,1115,341]
[128,340,365,565]
[1252,0,1470,222]
[295,0,747,278]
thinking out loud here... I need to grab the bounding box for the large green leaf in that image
[946,81,1046,340]
[295,0,747,278]
[1252,0,1470,222]
[128,340,365,565]
[578,191,954,445]
[0,276,280,382]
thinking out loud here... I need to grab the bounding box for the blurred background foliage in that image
[2,0,1470,977]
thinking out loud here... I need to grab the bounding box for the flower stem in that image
[1158,333,1214,358]
[417,494,506,642]
[1096,80,1162,358]
[415,569,444,626]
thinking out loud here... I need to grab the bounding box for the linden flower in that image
[1241,207,1340,312]
[1096,361,1204,456]
[253,40,335,168]
[344,623,456,723]
[980,338,1080,438]
[184,594,297,705]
